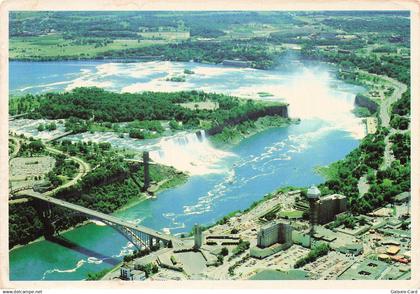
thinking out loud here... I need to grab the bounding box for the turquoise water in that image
[9,119,358,280]
[9,59,362,280]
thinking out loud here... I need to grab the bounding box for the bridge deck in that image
[44,131,74,143]
[21,190,176,243]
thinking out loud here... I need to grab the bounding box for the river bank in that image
[9,165,188,252]
[209,116,297,148]
[8,57,365,281]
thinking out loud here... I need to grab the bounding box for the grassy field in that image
[314,162,341,181]
[138,31,190,40]
[278,210,304,219]
[9,34,170,59]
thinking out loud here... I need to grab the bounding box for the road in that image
[357,176,369,196]
[18,190,178,244]
[9,139,92,203]
[357,70,407,170]
[377,75,407,128]
[375,75,407,170]
[44,145,92,196]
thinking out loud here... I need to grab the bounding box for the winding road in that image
[44,145,91,196]
[9,138,92,203]
[357,72,407,195]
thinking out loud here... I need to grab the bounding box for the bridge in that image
[19,189,182,250]
[9,113,29,121]
[44,131,74,143]
[123,158,157,165]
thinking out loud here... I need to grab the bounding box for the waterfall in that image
[149,130,234,175]
[284,68,365,139]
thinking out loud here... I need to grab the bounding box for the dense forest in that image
[97,40,278,69]
[11,87,286,133]
[301,46,410,86]
[319,87,410,215]
[9,11,300,38]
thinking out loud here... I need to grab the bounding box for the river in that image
[9,57,364,280]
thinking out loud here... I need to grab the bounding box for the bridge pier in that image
[142,151,150,192]
[33,199,55,238]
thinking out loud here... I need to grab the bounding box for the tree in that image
[221,247,229,256]
[46,122,57,131]
[28,140,44,152]
[129,129,145,139]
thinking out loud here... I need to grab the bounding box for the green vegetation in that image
[390,89,410,130]
[319,125,409,214]
[327,213,358,229]
[230,239,250,259]
[134,262,159,278]
[123,245,160,263]
[303,44,409,86]
[211,115,291,146]
[166,76,186,82]
[230,228,239,234]
[11,88,287,138]
[353,106,373,118]
[390,115,409,130]
[216,210,241,226]
[294,243,329,268]
[391,90,410,117]
[220,247,229,256]
[85,269,111,281]
[278,210,304,219]
[389,133,410,164]
[228,254,250,276]
[46,153,79,188]
[257,92,274,97]
[10,11,410,78]
[9,139,187,248]
[100,40,279,69]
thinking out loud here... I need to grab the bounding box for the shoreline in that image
[209,117,298,149]
[9,171,188,253]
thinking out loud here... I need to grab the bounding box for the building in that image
[257,221,292,248]
[131,270,147,280]
[314,194,347,225]
[338,259,389,280]
[336,243,363,256]
[193,224,202,249]
[386,245,401,255]
[120,267,147,281]
[307,185,321,236]
[120,267,131,280]
[251,221,293,258]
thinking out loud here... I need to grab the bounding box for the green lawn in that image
[279,210,304,219]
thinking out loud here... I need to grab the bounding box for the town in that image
[104,185,411,281]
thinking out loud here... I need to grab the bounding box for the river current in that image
[9,58,364,280]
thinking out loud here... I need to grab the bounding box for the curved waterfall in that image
[149,130,235,175]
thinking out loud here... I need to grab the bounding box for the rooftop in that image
[307,185,321,199]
